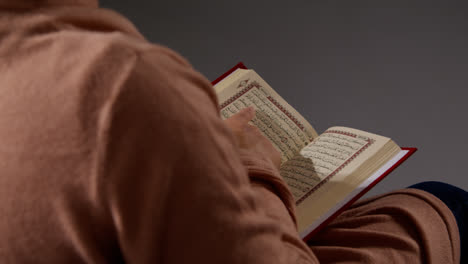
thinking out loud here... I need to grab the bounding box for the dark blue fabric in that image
[408,181,467,264]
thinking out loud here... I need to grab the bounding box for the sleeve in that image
[98,46,319,264]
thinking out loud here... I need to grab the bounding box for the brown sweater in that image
[0,0,460,263]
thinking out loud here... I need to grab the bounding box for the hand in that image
[224,107,282,170]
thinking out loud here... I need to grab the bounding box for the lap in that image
[307,187,461,263]
[408,181,467,264]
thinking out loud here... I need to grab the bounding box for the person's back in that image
[0,1,148,262]
[0,1,227,262]
[0,1,317,263]
[0,1,463,263]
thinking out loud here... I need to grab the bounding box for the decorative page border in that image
[296,130,375,205]
[266,96,305,131]
[219,81,260,109]
[220,80,307,132]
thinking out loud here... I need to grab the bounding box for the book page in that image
[213,68,247,94]
[216,69,318,162]
[299,149,410,239]
[281,127,391,204]
[291,127,401,235]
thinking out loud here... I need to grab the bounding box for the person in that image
[0,0,464,263]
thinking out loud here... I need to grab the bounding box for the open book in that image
[212,62,417,241]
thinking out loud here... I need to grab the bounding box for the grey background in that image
[100,0,468,197]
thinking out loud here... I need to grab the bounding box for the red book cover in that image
[211,62,247,86]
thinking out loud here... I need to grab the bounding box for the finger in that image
[244,123,260,133]
[228,107,255,124]
[237,106,255,121]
